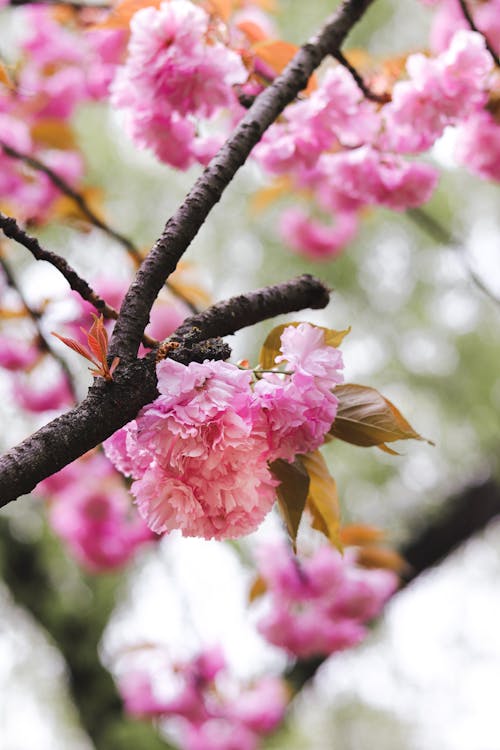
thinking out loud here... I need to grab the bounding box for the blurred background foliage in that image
[1,0,500,748]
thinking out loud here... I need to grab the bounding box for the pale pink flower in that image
[256,544,398,659]
[106,359,276,540]
[118,647,287,749]
[120,670,171,718]
[455,110,500,181]
[280,207,357,259]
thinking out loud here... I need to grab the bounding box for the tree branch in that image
[0,251,78,401]
[286,477,500,692]
[457,0,500,67]
[333,50,390,103]
[108,0,377,360]
[0,212,119,321]
[0,275,330,506]
[407,207,500,307]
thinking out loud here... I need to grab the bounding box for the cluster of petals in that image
[119,646,287,750]
[20,7,127,114]
[423,0,500,56]
[254,323,343,461]
[382,30,494,153]
[0,7,125,221]
[255,543,398,659]
[110,0,247,169]
[253,27,498,256]
[105,358,277,540]
[36,451,155,572]
[455,108,500,181]
[105,323,344,540]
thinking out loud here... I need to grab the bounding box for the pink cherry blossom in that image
[255,544,398,658]
[254,323,343,461]
[455,109,500,181]
[36,451,155,572]
[118,646,287,749]
[383,30,493,153]
[105,359,276,540]
[426,0,500,56]
[316,146,439,211]
[254,65,380,174]
[110,0,247,168]
[49,483,154,572]
[279,208,358,260]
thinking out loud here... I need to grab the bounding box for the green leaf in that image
[301,450,342,550]
[259,322,350,370]
[330,383,432,450]
[270,458,310,550]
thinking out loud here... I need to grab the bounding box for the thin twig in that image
[333,50,391,103]
[8,0,111,12]
[457,0,500,67]
[0,140,141,259]
[0,212,159,348]
[0,252,78,400]
[407,207,500,307]
[0,140,199,314]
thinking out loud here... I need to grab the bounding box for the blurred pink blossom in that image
[383,30,493,153]
[118,647,287,750]
[279,208,357,259]
[0,336,39,371]
[256,544,398,658]
[455,109,500,181]
[13,371,73,412]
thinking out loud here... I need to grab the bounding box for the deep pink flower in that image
[37,451,155,572]
[0,336,39,371]
[256,544,398,658]
[13,371,73,413]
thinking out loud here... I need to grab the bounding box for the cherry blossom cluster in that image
[255,28,496,257]
[254,543,398,659]
[104,323,344,540]
[0,6,125,222]
[111,0,248,169]
[423,0,500,182]
[35,451,155,572]
[119,646,288,750]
